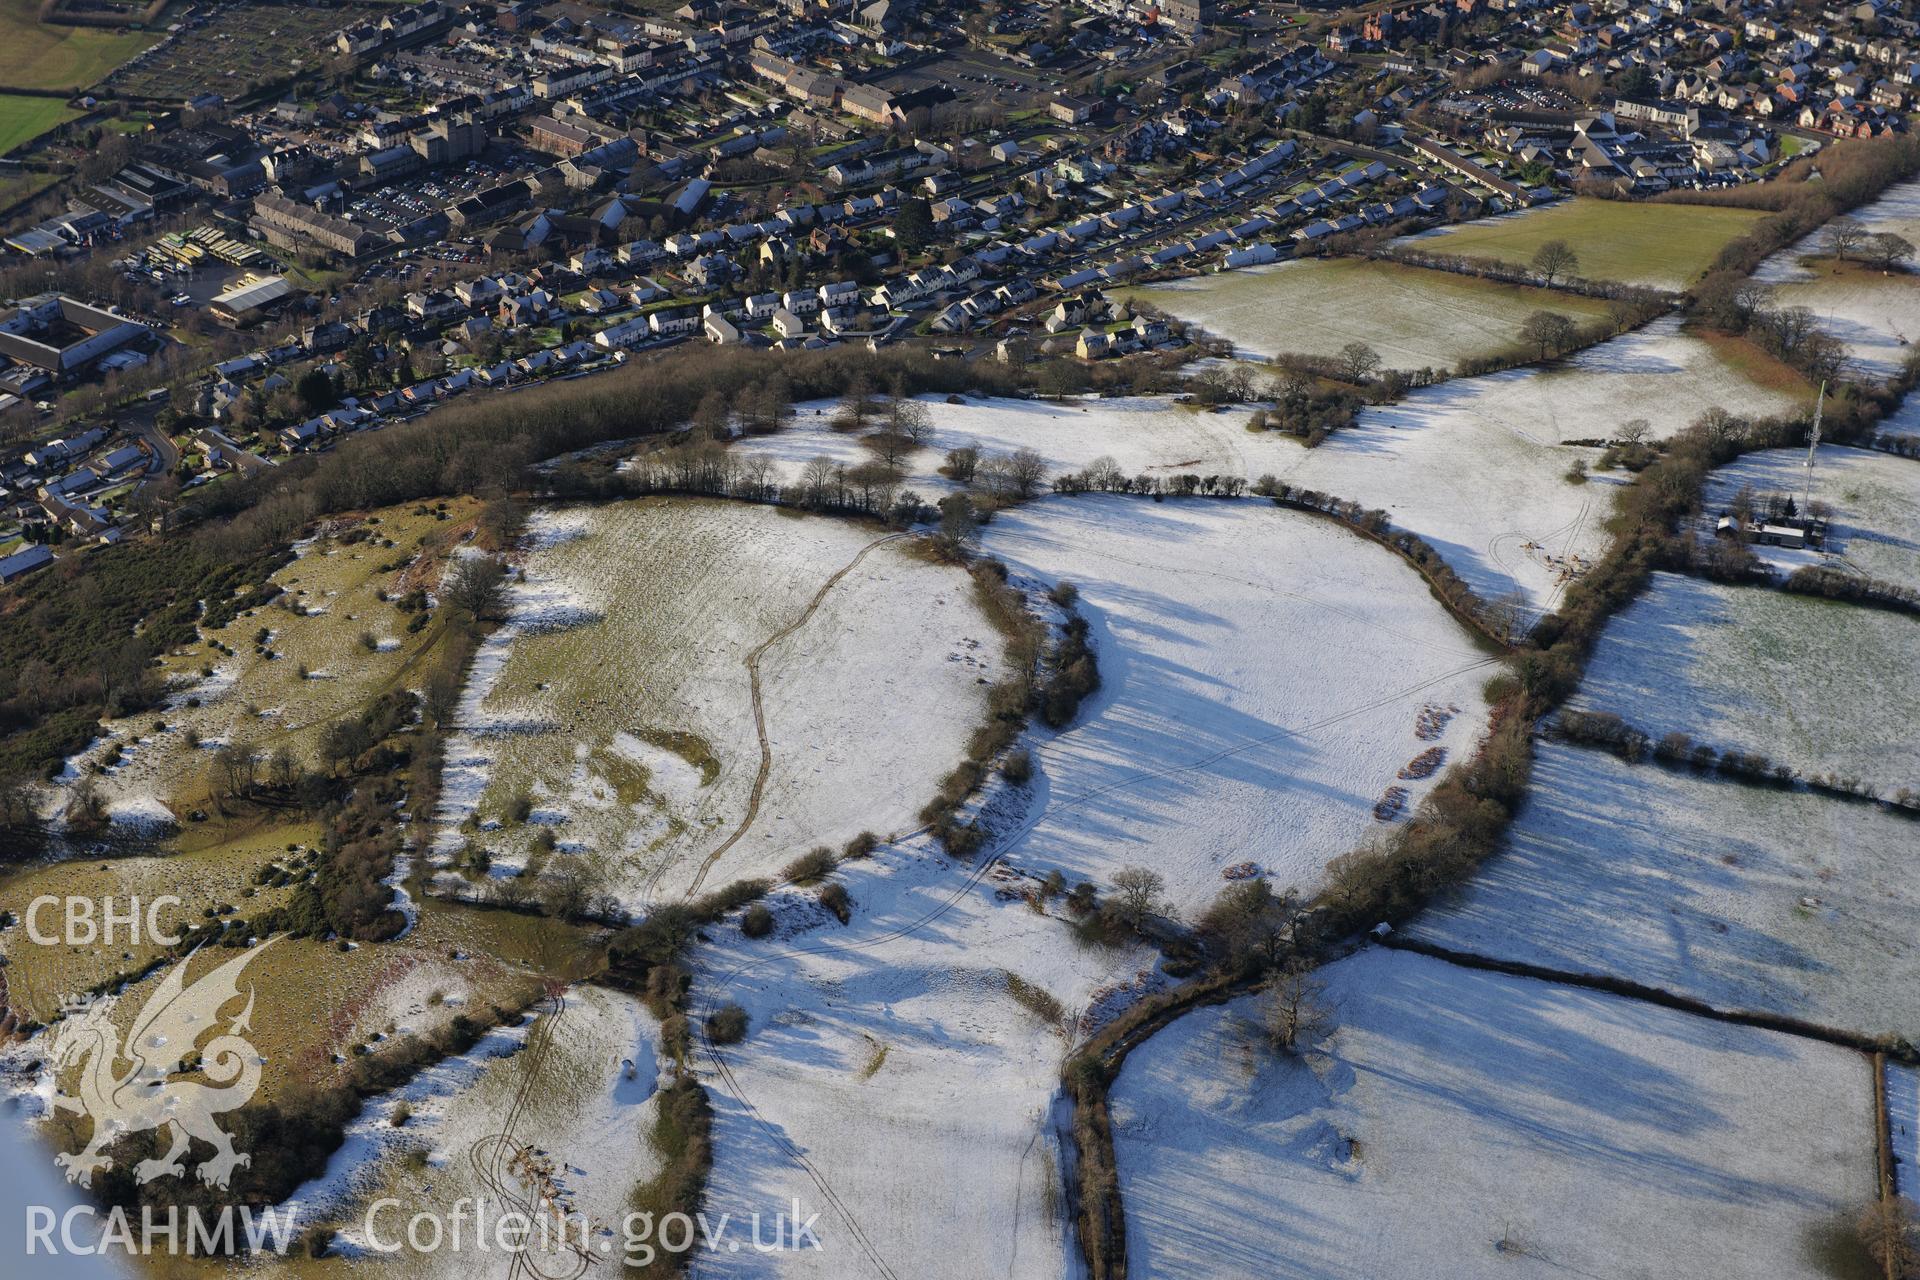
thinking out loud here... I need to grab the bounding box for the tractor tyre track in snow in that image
[469,992,591,1280]
[676,532,908,902]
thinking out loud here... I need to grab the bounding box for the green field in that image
[1407,197,1769,289]
[0,0,159,92]
[1124,256,1614,370]
[0,92,77,154]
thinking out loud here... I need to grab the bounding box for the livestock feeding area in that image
[2,161,1920,1280]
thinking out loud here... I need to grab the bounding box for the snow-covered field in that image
[689,492,1498,1277]
[1892,1064,1920,1201]
[287,985,662,1274]
[735,394,1251,498]
[739,391,1607,614]
[1570,570,1920,796]
[1761,268,1920,384]
[978,496,1495,912]
[1753,178,1920,284]
[432,500,1000,908]
[1408,741,1920,1040]
[1885,386,1920,437]
[696,835,1137,1280]
[1703,444,1920,591]
[743,315,1795,491]
[1344,314,1804,446]
[730,313,1794,617]
[1754,179,1920,382]
[1110,947,1876,1280]
[1271,393,1620,613]
[1122,257,1610,368]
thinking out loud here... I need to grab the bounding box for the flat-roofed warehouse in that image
[0,294,148,377]
[210,275,295,327]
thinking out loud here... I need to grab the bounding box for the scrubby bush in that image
[659,1013,691,1062]
[740,903,774,938]
[934,819,983,856]
[782,846,836,884]
[1042,616,1100,728]
[707,1004,749,1045]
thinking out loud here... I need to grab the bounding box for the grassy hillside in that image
[0,0,159,92]
[0,91,77,154]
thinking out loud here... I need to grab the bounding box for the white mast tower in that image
[1803,379,1824,522]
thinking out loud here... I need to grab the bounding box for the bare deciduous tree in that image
[1003,447,1048,498]
[943,445,979,482]
[1868,232,1915,272]
[864,429,913,468]
[1084,455,1125,491]
[546,863,602,922]
[800,454,841,508]
[1485,590,1531,646]
[693,389,731,440]
[1530,238,1579,287]
[214,743,257,800]
[832,373,873,431]
[1109,865,1167,929]
[1337,341,1382,384]
[1824,216,1867,262]
[1857,1196,1920,1279]
[1262,960,1333,1055]
[1270,356,1317,399]
[322,718,374,772]
[444,556,508,621]
[890,396,934,445]
[937,491,978,550]
[66,778,108,833]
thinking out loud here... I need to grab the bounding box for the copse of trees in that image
[1519,310,1580,360]
[184,343,1030,564]
[1690,274,1852,384]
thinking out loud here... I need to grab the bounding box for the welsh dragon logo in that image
[47,939,276,1190]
